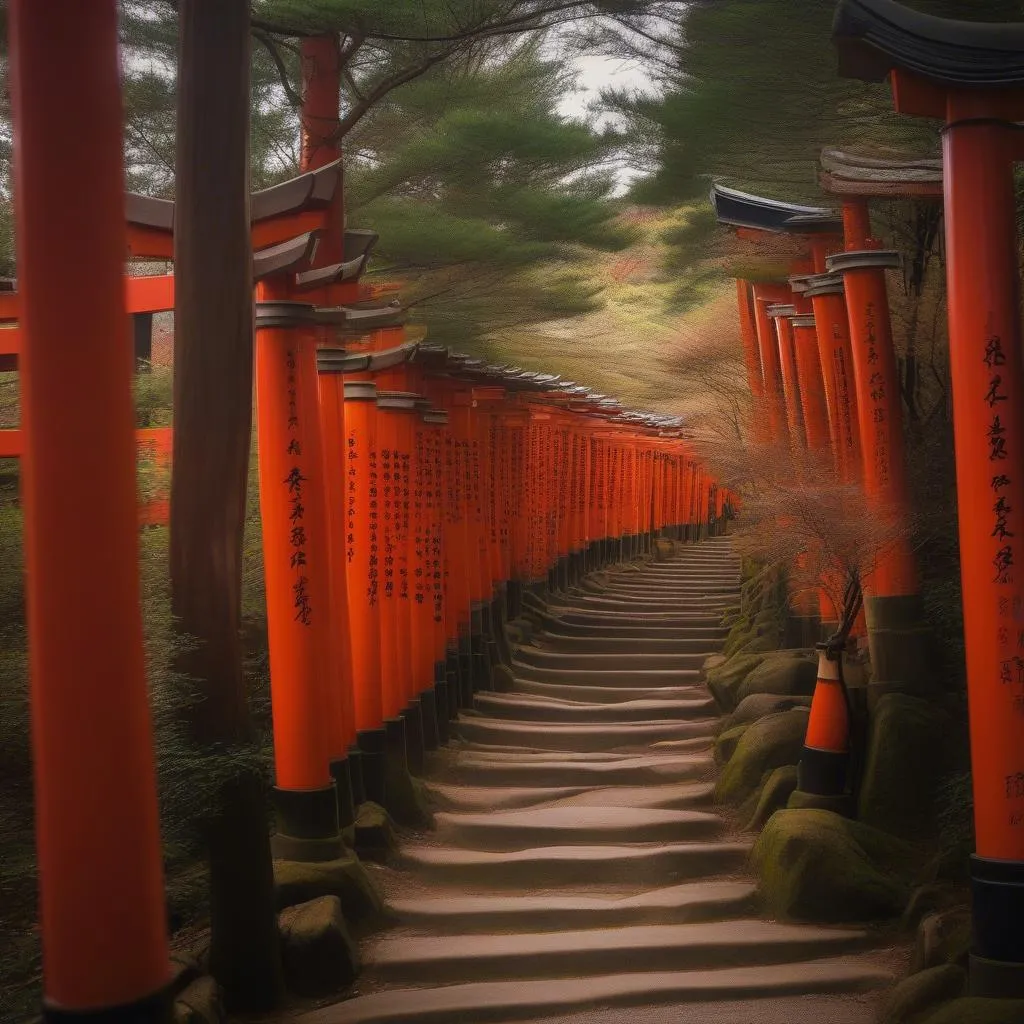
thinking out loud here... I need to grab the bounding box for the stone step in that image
[562,597,732,614]
[555,611,725,627]
[385,880,757,934]
[514,647,714,671]
[536,633,728,652]
[534,617,724,638]
[299,959,892,1023]
[364,920,872,984]
[509,675,707,703]
[433,804,726,849]
[455,716,716,753]
[473,691,716,723]
[397,840,750,887]
[440,752,713,788]
[422,780,717,813]
[588,584,740,599]
[590,576,741,590]
[510,659,702,686]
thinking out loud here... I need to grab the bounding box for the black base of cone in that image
[796,744,850,797]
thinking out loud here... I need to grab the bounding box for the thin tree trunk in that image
[172,0,284,1010]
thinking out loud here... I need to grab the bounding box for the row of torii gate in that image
[719,0,1024,1005]
[13,0,1024,1018]
[7,5,726,1021]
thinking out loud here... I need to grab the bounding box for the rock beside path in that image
[752,808,918,922]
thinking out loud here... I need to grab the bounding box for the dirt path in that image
[298,538,897,1023]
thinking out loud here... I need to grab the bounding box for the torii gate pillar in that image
[834,0,1024,996]
[10,1,171,1018]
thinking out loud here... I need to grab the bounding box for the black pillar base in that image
[400,700,426,775]
[472,639,492,691]
[356,728,387,806]
[785,614,821,650]
[434,665,452,743]
[969,855,1024,997]
[347,744,366,806]
[270,783,343,863]
[796,744,850,798]
[329,755,357,829]
[384,717,410,777]
[819,620,842,643]
[43,987,174,1023]
[507,578,523,619]
[444,646,460,716]
[457,633,474,707]
[419,687,440,751]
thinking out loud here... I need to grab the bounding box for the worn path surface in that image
[300,539,899,1023]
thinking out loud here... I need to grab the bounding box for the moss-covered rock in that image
[734,632,783,656]
[706,652,767,712]
[274,853,385,926]
[881,964,966,1024]
[715,708,809,805]
[713,723,749,765]
[911,907,971,974]
[721,605,743,628]
[383,763,435,828]
[734,652,817,705]
[917,997,1024,1024]
[858,694,955,841]
[722,617,754,658]
[703,653,728,676]
[277,895,359,997]
[724,692,812,732]
[173,976,223,1024]
[346,800,398,861]
[902,884,963,930]
[751,808,918,922]
[744,765,799,832]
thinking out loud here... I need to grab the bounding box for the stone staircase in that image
[298,538,896,1023]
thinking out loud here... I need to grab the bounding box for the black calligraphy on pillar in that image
[987,338,1016,592]
[284,347,311,625]
[368,447,379,606]
[346,434,358,564]
[381,447,394,600]
[399,448,410,601]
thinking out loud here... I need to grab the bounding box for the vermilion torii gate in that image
[711,184,859,638]
[833,0,1024,997]
[818,146,943,708]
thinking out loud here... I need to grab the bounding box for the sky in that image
[556,53,659,193]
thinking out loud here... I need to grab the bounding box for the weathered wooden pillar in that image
[10,2,171,1016]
